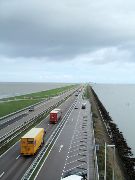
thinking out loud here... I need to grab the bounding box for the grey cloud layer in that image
[1,0,135,62]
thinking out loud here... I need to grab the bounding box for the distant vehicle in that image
[50,108,62,123]
[29,106,34,111]
[74,106,78,109]
[75,90,79,96]
[81,103,86,109]
[20,128,45,155]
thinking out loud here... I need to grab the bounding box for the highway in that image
[0,90,79,179]
[33,93,94,180]
[0,88,77,137]
[0,88,95,180]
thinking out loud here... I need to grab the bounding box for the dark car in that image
[29,106,34,111]
[81,103,86,109]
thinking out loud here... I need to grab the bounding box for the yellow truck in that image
[21,128,45,155]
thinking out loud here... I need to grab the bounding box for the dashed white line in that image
[0,172,5,178]
[63,163,86,173]
[61,101,82,178]
[70,144,81,149]
[59,145,64,152]
[16,155,20,160]
[34,101,76,180]
[68,148,80,154]
[66,157,85,165]
[71,139,83,145]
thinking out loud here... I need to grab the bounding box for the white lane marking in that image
[66,152,85,159]
[59,145,64,152]
[0,106,54,158]
[0,89,77,159]
[68,148,80,154]
[0,141,19,159]
[16,155,20,160]
[70,143,80,149]
[0,172,5,178]
[66,157,85,165]
[61,100,82,178]
[63,163,86,173]
[72,118,74,122]
[34,101,75,180]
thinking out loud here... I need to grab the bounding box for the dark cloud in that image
[0,0,135,62]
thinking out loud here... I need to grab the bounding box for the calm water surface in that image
[92,84,135,156]
[0,82,72,99]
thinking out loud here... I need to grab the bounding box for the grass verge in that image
[0,91,72,156]
[2,85,76,100]
[0,85,76,119]
[0,99,40,118]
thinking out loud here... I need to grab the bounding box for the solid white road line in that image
[61,99,82,178]
[34,101,76,180]
[0,172,5,178]
[16,155,20,160]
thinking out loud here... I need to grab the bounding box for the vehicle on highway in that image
[20,128,45,155]
[50,108,62,123]
[28,105,34,111]
[61,170,87,180]
[74,106,78,109]
[75,92,79,96]
[81,103,86,109]
[61,175,83,180]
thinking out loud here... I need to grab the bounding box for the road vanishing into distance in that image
[0,87,95,180]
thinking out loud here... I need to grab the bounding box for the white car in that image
[61,175,82,180]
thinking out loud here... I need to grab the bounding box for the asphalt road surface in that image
[35,94,94,180]
[0,88,78,137]
[0,91,78,180]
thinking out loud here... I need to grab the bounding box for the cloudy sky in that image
[0,0,135,83]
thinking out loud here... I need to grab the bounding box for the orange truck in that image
[20,128,45,155]
[50,108,62,123]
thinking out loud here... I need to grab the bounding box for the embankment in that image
[88,85,135,180]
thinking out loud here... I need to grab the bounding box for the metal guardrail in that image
[21,99,77,180]
[0,86,78,122]
[98,108,113,140]
[0,97,51,125]
[91,112,99,180]
[0,92,75,150]
[0,87,78,127]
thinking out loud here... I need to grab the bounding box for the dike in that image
[88,85,135,180]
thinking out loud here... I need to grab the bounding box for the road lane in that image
[35,96,94,180]
[35,94,85,180]
[0,88,78,137]
[0,92,77,180]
